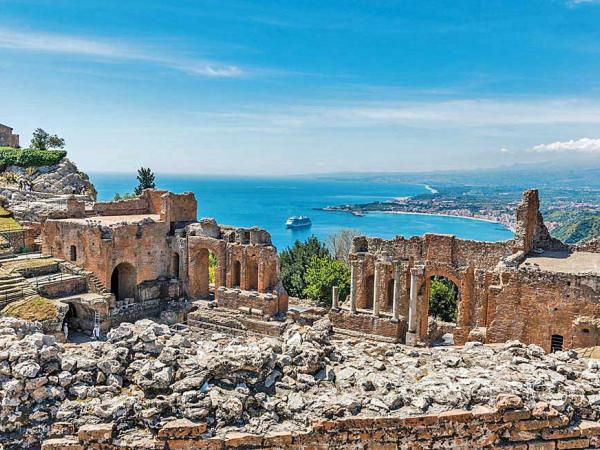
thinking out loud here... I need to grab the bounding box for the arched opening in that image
[232,260,241,288]
[387,278,395,310]
[427,275,459,346]
[69,245,77,262]
[365,274,374,309]
[247,259,258,291]
[171,252,180,278]
[551,334,564,352]
[110,262,137,301]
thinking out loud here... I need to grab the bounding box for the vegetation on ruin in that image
[0,147,67,167]
[0,205,21,231]
[2,258,58,271]
[1,296,58,322]
[428,277,458,322]
[134,167,156,196]
[280,236,330,298]
[30,128,66,151]
[303,256,350,306]
[113,192,137,201]
[209,253,217,284]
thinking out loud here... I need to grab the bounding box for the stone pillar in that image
[350,260,358,314]
[258,260,265,293]
[406,265,424,345]
[331,286,339,310]
[391,261,402,322]
[373,262,381,317]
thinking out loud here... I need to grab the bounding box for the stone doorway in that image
[110,262,137,300]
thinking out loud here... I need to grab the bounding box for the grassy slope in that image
[2,296,59,322]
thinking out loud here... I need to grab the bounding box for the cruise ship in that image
[285,216,312,229]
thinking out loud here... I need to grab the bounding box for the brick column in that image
[373,262,381,317]
[350,260,358,313]
[391,261,402,322]
[406,265,424,345]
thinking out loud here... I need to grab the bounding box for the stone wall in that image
[329,309,407,342]
[0,124,19,147]
[488,268,600,352]
[42,398,600,449]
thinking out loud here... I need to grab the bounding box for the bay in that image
[89,173,514,252]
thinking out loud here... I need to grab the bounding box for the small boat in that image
[351,210,365,217]
[286,216,312,229]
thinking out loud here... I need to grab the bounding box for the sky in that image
[2,0,600,175]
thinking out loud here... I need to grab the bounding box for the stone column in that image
[331,286,339,310]
[373,262,381,317]
[350,260,358,313]
[391,261,402,322]
[406,265,424,345]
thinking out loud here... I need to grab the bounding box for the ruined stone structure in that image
[332,189,600,352]
[0,123,19,148]
[40,189,287,331]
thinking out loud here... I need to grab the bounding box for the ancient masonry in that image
[0,123,20,148]
[40,189,287,333]
[332,189,600,353]
[32,188,600,352]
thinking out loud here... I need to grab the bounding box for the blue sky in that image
[2,0,600,174]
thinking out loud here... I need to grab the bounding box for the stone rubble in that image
[0,158,96,222]
[0,316,599,449]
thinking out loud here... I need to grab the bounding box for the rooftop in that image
[521,250,600,275]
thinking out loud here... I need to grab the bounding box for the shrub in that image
[428,277,458,322]
[0,148,66,167]
[303,256,350,307]
[280,236,330,298]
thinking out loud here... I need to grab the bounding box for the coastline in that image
[355,209,516,232]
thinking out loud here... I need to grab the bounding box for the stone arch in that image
[417,266,463,343]
[110,262,137,301]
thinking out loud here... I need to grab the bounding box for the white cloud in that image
[0,28,243,78]
[529,138,600,153]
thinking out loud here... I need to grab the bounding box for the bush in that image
[0,148,66,167]
[428,277,458,322]
[280,236,330,298]
[303,256,350,307]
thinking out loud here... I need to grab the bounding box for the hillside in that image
[553,215,600,244]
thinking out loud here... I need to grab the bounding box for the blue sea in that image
[89,173,514,252]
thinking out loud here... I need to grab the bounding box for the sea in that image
[89,173,514,252]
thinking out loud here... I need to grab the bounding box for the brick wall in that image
[42,395,600,449]
[329,309,407,342]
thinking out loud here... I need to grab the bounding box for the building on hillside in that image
[0,124,20,148]
[331,189,600,352]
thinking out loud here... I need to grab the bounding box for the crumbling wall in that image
[488,268,600,351]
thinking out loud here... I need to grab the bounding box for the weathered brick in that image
[158,419,207,439]
[542,428,581,440]
[578,420,600,437]
[555,438,590,449]
[77,423,114,444]
[504,409,532,422]
[41,438,84,450]
[527,441,556,450]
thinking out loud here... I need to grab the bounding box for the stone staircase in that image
[0,268,37,310]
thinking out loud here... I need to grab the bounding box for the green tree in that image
[279,236,329,298]
[428,277,458,322]
[30,128,65,150]
[303,256,350,307]
[134,167,156,196]
[208,252,217,284]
